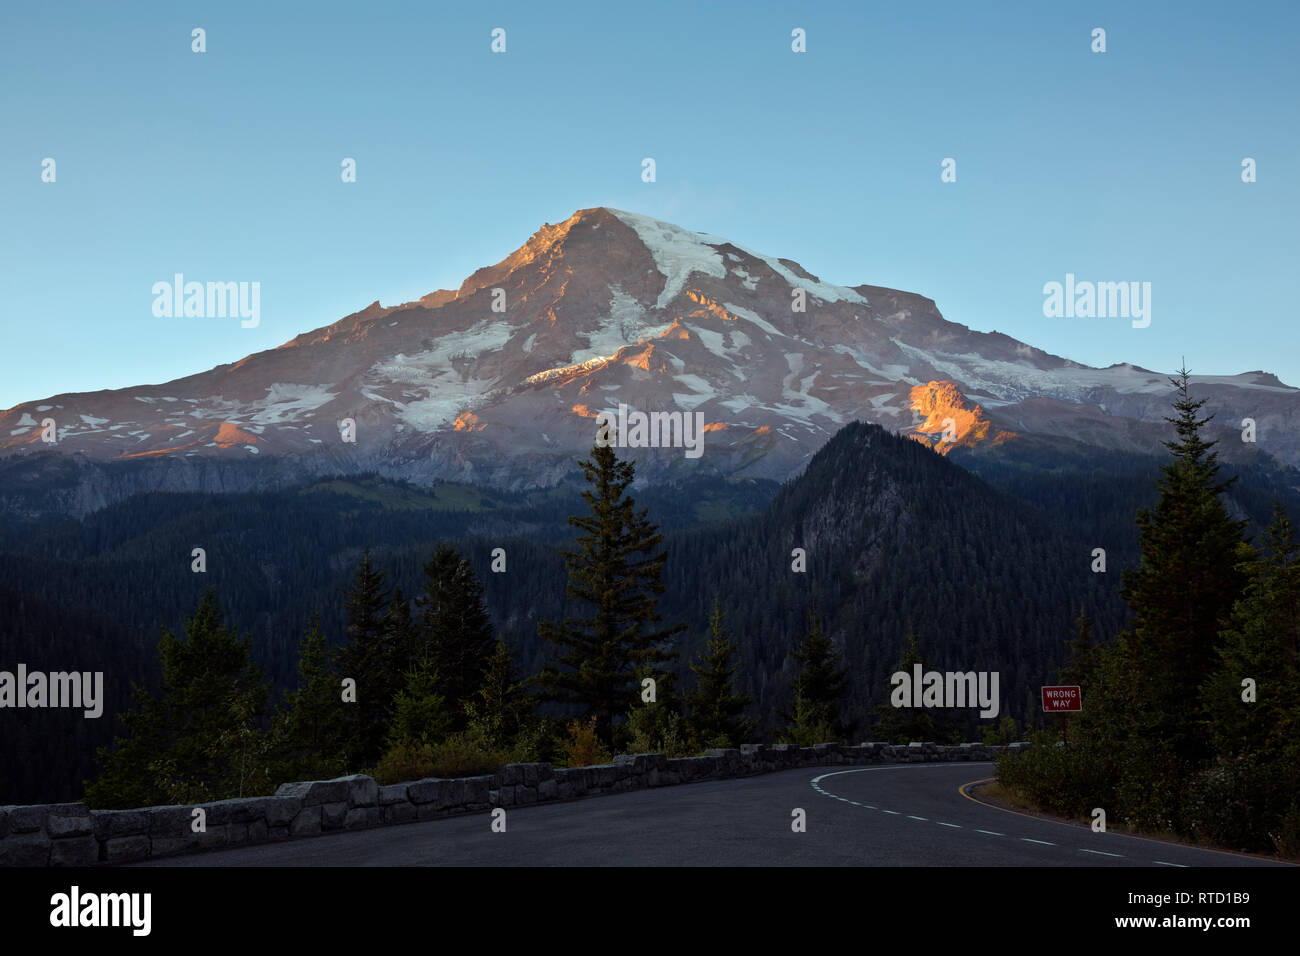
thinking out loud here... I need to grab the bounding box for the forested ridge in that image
[2,419,1297,805]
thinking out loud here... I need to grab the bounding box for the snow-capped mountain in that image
[3,207,1297,497]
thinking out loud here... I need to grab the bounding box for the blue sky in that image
[2,0,1297,409]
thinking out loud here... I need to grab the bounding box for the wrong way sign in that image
[1041,685,1082,712]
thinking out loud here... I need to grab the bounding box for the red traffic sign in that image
[1041,685,1082,712]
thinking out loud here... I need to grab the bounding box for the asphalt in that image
[130,762,1292,867]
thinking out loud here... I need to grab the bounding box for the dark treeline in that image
[2,418,1297,804]
[998,371,1300,857]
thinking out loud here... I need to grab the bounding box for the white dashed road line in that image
[810,766,1223,867]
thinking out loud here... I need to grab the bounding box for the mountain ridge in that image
[2,206,1297,513]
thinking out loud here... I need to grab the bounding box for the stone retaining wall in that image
[0,740,1025,865]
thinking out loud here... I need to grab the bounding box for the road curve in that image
[131,762,1290,867]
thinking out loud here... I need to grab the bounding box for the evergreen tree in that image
[382,586,418,678]
[85,589,270,808]
[871,632,948,744]
[1054,606,1097,742]
[1117,367,1249,767]
[1059,606,1097,689]
[386,666,452,748]
[464,637,533,751]
[533,441,684,743]
[623,665,689,755]
[1202,501,1300,759]
[415,543,495,729]
[686,598,756,748]
[334,549,398,767]
[272,613,348,781]
[781,607,849,744]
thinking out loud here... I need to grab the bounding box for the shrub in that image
[1185,753,1293,853]
[994,732,1116,820]
[559,717,610,767]
[1271,801,1300,859]
[373,730,513,785]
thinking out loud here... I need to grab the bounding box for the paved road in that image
[133,763,1290,866]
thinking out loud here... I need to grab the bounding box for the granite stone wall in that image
[0,740,1024,865]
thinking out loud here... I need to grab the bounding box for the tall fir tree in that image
[1117,367,1249,767]
[1054,606,1097,741]
[382,586,418,678]
[781,607,849,744]
[686,598,756,748]
[533,440,684,743]
[334,548,398,768]
[271,612,348,781]
[1059,606,1097,689]
[85,588,270,808]
[414,543,495,728]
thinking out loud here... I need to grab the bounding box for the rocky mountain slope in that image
[3,207,1297,510]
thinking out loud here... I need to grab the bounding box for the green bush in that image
[1184,753,1294,853]
[373,730,514,785]
[994,732,1116,819]
[1271,801,1300,859]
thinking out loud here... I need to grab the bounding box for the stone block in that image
[195,824,229,849]
[436,779,467,810]
[1,834,51,866]
[92,810,151,840]
[344,807,381,829]
[46,804,92,838]
[320,801,349,830]
[104,835,150,863]
[264,796,302,827]
[3,805,45,834]
[150,837,196,859]
[289,807,321,838]
[407,778,446,805]
[49,835,98,866]
[343,775,379,807]
[383,803,417,825]
[146,806,196,837]
[462,776,492,806]
[519,763,553,786]
[275,777,351,806]
[204,797,274,825]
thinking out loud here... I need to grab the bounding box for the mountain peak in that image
[4,208,1299,504]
